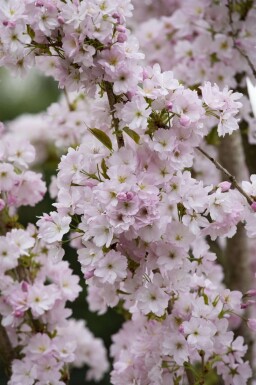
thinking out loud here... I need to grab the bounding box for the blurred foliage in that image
[0,68,60,121]
[0,70,123,385]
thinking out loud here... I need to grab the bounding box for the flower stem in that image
[227,0,256,79]
[103,81,124,149]
[196,146,254,205]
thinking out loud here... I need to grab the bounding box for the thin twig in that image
[103,81,124,149]
[227,0,256,79]
[197,146,254,205]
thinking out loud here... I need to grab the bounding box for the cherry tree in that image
[0,1,256,384]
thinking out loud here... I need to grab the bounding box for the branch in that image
[0,317,14,375]
[218,132,254,379]
[103,81,124,149]
[196,146,254,205]
[227,0,256,79]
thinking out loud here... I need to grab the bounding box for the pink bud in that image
[0,199,5,211]
[126,91,135,101]
[166,102,173,112]
[218,181,231,192]
[178,325,184,334]
[244,289,256,298]
[116,25,126,33]
[117,33,127,43]
[112,13,120,21]
[247,318,256,331]
[142,69,149,80]
[126,192,134,201]
[179,115,191,127]
[241,300,256,309]
[234,39,242,48]
[117,192,127,202]
[84,270,95,279]
[21,281,29,292]
[35,0,44,6]
[57,16,65,24]
[14,310,24,318]
[4,21,16,28]
[251,202,256,212]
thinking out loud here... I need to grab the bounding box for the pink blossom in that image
[219,181,231,192]
[37,211,71,243]
[94,251,127,284]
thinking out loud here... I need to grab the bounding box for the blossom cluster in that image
[0,0,141,94]
[1,0,256,384]
[0,127,46,214]
[111,313,251,385]
[0,225,108,385]
[133,0,256,143]
[37,74,254,384]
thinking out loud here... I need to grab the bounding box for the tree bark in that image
[0,317,14,376]
[219,130,254,378]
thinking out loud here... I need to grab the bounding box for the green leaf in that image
[177,202,186,221]
[202,293,209,305]
[100,158,109,179]
[27,25,35,40]
[89,128,113,151]
[123,127,140,144]
[80,170,101,181]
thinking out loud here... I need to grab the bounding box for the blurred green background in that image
[0,68,123,385]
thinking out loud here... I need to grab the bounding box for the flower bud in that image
[84,270,95,279]
[218,181,231,192]
[126,91,135,101]
[179,115,190,127]
[116,25,126,33]
[117,33,127,43]
[3,21,16,28]
[35,0,44,6]
[166,102,173,111]
[244,289,256,298]
[112,13,121,23]
[251,202,256,212]
[241,300,256,309]
[14,310,24,318]
[234,39,242,48]
[126,192,134,201]
[57,16,65,24]
[117,192,127,202]
[21,281,29,292]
